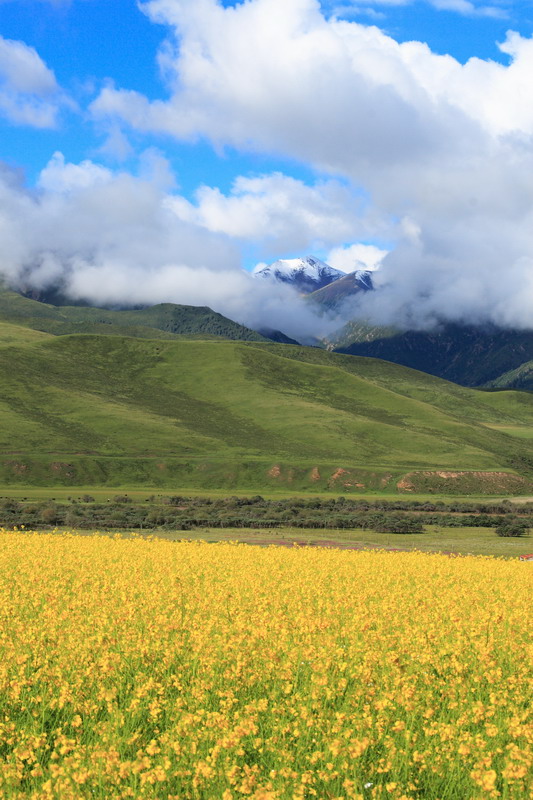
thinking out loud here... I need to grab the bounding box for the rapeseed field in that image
[0,531,531,799]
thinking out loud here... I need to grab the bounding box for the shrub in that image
[374,514,424,534]
[496,520,530,537]
[113,495,132,504]
[41,506,61,525]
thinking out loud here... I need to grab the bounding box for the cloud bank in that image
[87,0,533,331]
[0,154,339,341]
[2,0,533,337]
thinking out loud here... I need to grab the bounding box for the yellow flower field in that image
[0,531,531,800]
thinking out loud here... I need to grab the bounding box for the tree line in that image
[1,494,531,536]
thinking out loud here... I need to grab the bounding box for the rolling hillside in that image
[0,325,532,492]
[485,360,533,392]
[0,287,268,342]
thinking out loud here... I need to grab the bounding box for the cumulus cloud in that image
[38,152,113,193]
[327,243,388,273]
[0,155,340,341]
[86,0,533,331]
[0,35,69,127]
[167,172,376,255]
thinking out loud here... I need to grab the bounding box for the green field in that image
[0,320,533,491]
[161,524,533,557]
[486,424,533,439]
[15,524,532,558]
[1,486,529,503]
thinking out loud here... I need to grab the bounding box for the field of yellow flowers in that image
[0,531,531,800]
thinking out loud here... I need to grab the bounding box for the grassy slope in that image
[0,328,532,489]
[323,320,397,349]
[0,287,267,342]
[485,360,533,391]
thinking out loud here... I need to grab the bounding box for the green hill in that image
[485,360,533,392]
[323,319,397,350]
[0,327,532,492]
[0,287,267,342]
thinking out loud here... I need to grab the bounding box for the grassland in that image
[0,324,533,492]
[485,359,533,391]
[0,286,267,341]
[36,525,532,558]
[0,531,530,799]
[156,525,532,557]
[0,486,527,503]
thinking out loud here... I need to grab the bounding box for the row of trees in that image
[0,496,530,535]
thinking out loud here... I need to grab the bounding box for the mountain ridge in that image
[0,286,271,342]
[254,255,344,293]
[336,324,533,387]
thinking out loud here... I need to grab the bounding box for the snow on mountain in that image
[253,256,344,294]
[352,270,374,290]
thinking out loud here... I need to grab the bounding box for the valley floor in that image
[1,485,532,503]
[20,524,531,559]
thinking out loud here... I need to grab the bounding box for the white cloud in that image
[0,155,339,341]
[328,0,507,17]
[38,152,113,193]
[167,172,375,255]
[90,3,532,161]
[88,0,533,330]
[98,124,134,162]
[327,243,388,272]
[0,35,69,127]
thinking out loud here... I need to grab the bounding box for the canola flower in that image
[0,530,531,800]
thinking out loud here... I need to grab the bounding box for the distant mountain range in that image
[307,269,374,310]
[6,252,533,393]
[486,360,533,392]
[336,324,533,388]
[254,254,375,311]
[253,255,344,293]
[254,254,533,391]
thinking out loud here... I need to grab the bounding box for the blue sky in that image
[0,0,326,193]
[1,0,533,335]
[0,0,529,188]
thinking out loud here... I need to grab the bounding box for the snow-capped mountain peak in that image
[253,255,344,293]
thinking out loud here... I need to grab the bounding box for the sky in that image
[1,0,533,338]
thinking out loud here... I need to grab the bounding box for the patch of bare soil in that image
[50,462,75,478]
[6,461,29,475]
[398,470,532,494]
[397,477,414,491]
